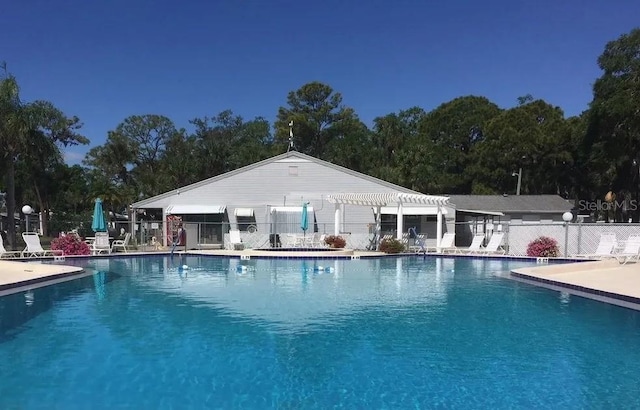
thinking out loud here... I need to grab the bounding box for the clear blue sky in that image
[2,0,639,164]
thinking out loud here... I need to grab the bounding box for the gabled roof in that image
[133,151,423,208]
[447,195,572,214]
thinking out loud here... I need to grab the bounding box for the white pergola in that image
[326,192,450,248]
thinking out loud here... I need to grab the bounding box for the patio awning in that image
[166,205,226,214]
[270,206,314,213]
[326,192,449,206]
[378,206,448,215]
[456,208,504,216]
[234,208,254,217]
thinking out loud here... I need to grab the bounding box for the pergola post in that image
[375,205,381,250]
[334,203,341,235]
[436,205,443,249]
[396,201,403,240]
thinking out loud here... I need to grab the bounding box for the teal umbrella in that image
[91,198,107,232]
[301,202,309,237]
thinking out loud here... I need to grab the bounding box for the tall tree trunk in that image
[6,158,16,250]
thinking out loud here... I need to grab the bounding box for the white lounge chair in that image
[111,232,131,253]
[21,232,64,258]
[229,230,244,250]
[426,232,456,253]
[477,232,506,255]
[456,234,485,254]
[613,234,640,264]
[0,234,22,258]
[91,232,111,255]
[575,233,617,259]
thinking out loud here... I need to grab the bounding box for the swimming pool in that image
[1,255,639,408]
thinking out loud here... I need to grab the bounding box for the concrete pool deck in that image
[0,260,85,291]
[511,259,640,308]
[2,252,640,309]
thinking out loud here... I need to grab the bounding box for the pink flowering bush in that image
[526,236,559,257]
[51,234,91,256]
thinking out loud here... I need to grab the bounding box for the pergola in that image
[326,192,450,248]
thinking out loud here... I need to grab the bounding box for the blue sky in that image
[2,0,639,164]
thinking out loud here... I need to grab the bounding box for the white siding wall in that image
[137,157,421,234]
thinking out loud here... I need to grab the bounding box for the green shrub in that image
[379,238,406,254]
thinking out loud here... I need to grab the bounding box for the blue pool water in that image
[1,256,640,409]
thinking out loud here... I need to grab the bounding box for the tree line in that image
[1,28,640,249]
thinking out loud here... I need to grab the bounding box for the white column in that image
[334,203,341,235]
[375,206,382,248]
[436,205,443,249]
[396,202,403,240]
[340,204,345,233]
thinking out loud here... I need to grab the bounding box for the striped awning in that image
[166,205,226,214]
[326,192,449,206]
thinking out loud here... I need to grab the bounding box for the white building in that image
[132,151,450,250]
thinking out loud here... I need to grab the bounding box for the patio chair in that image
[455,234,485,254]
[229,230,244,250]
[613,234,640,264]
[91,232,111,255]
[426,232,456,253]
[21,232,64,258]
[111,232,131,253]
[0,234,22,258]
[575,233,617,259]
[476,232,506,255]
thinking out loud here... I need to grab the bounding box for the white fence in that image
[505,223,640,256]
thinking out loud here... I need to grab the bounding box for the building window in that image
[288,166,298,176]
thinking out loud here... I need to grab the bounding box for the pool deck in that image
[0,260,85,292]
[2,251,640,309]
[511,259,640,308]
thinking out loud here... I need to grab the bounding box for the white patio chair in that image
[426,232,456,253]
[477,232,506,255]
[229,230,244,250]
[111,232,131,253]
[91,232,111,255]
[455,234,485,254]
[21,232,64,258]
[575,233,617,259]
[613,234,640,264]
[0,234,22,258]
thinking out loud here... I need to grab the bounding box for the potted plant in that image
[324,235,346,248]
[379,238,406,254]
[51,234,91,256]
[526,236,559,257]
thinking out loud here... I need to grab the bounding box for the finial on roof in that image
[287,120,295,152]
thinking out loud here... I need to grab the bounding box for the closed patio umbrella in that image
[301,202,309,237]
[91,198,107,232]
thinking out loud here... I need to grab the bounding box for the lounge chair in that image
[575,233,617,259]
[111,232,131,253]
[91,232,111,255]
[426,232,456,253]
[455,234,485,254]
[0,234,22,258]
[229,230,244,250]
[21,232,64,258]
[476,232,506,255]
[613,234,640,264]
